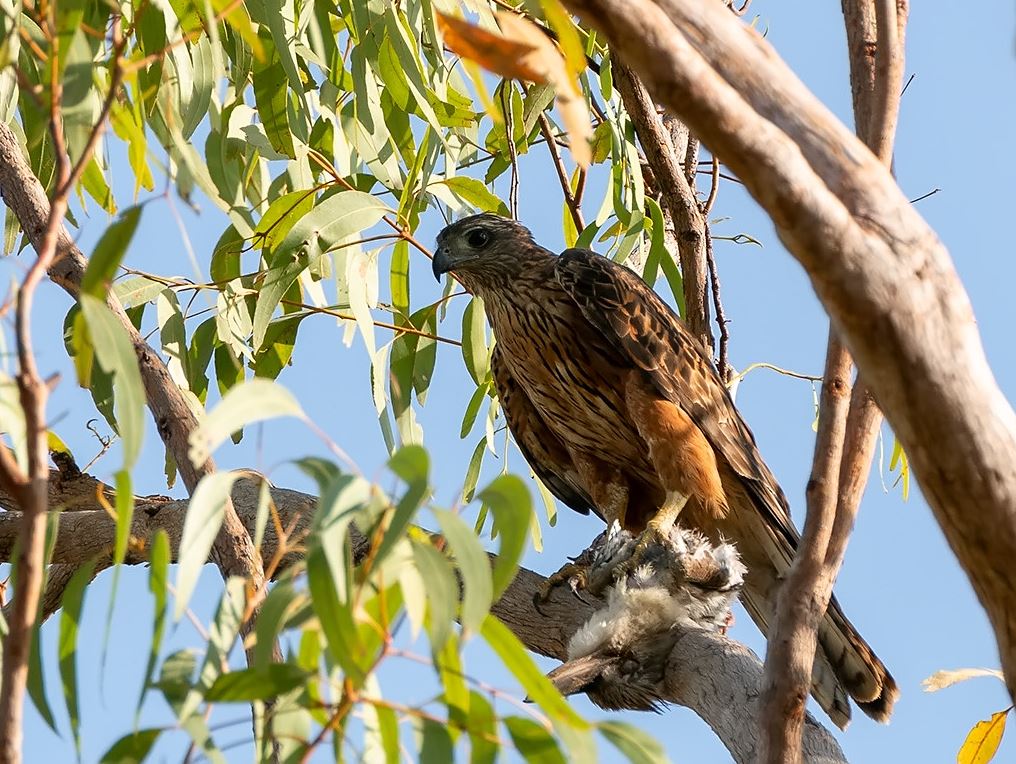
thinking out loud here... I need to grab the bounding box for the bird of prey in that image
[546,521,745,712]
[432,213,898,728]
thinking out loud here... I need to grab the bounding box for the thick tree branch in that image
[563,0,1016,717]
[760,330,853,759]
[0,470,845,763]
[613,60,713,351]
[759,3,906,757]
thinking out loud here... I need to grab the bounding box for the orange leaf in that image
[436,12,545,83]
[436,10,591,168]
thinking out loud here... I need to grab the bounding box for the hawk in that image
[432,213,897,728]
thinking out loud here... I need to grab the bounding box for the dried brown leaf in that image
[436,11,591,167]
[923,668,1006,693]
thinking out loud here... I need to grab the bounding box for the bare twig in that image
[704,225,731,382]
[0,17,127,760]
[538,113,585,232]
[501,84,520,220]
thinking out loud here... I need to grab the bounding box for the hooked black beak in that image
[432,246,453,281]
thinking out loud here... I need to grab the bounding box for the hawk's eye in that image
[466,228,490,248]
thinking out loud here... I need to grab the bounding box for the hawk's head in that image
[432,213,540,289]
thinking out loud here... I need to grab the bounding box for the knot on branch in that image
[546,523,744,712]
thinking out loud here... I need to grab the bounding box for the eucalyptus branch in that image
[538,113,585,232]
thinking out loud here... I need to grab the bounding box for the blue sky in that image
[5,1,1016,762]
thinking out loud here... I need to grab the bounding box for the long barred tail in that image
[714,490,899,729]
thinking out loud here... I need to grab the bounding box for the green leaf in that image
[54,0,87,81]
[79,295,145,468]
[112,469,134,566]
[434,509,493,636]
[210,0,263,60]
[373,445,430,566]
[460,383,489,439]
[80,157,116,214]
[254,190,318,256]
[205,664,311,702]
[436,634,470,728]
[313,473,371,606]
[154,649,198,711]
[504,717,567,764]
[81,207,142,298]
[390,239,410,316]
[252,29,295,158]
[179,577,247,720]
[598,721,669,764]
[27,619,58,733]
[156,288,191,389]
[411,537,457,650]
[418,718,454,762]
[188,379,305,467]
[462,437,486,504]
[174,471,242,619]
[481,616,586,728]
[306,545,365,683]
[467,691,498,764]
[113,276,165,309]
[363,694,400,764]
[959,709,1009,764]
[436,177,510,216]
[253,582,299,669]
[59,559,97,757]
[138,531,169,718]
[252,191,389,351]
[99,728,163,764]
[477,475,532,598]
[461,297,490,385]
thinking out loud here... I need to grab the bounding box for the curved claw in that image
[568,578,592,606]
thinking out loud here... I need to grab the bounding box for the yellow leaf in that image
[436,10,591,167]
[958,710,1009,764]
[541,0,586,77]
[47,431,74,460]
[924,668,1006,693]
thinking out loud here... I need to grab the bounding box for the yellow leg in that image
[612,490,690,582]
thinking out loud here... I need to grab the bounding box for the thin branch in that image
[612,60,713,351]
[759,331,853,760]
[756,2,907,758]
[501,84,520,220]
[0,16,127,760]
[538,113,585,232]
[704,224,731,382]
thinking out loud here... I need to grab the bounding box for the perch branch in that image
[0,470,845,763]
